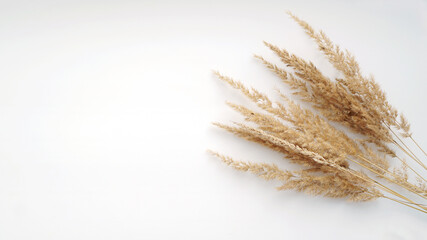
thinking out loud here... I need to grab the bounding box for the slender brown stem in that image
[395,155,427,183]
[332,160,427,210]
[382,195,427,214]
[384,123,423,165]
[393,140,427,171]
[410,135,427,157]
[359,154,426,188]
[393,130,422,163]
[374,180,427,211]
[352,156,427,200]
[391,119,427,157]
[387,125,426,170]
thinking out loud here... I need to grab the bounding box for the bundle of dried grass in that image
[210,12,427,214]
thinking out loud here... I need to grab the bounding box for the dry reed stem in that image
[410,136,427,157]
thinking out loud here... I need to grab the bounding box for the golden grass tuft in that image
[210,12,427,214]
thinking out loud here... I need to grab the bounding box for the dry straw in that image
[210,12,427,214]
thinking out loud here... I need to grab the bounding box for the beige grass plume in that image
[210,12,427,214]
[256,12,426,169]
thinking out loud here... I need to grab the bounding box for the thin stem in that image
[410,135,427,157]
[352,156,427,201]
[360,153,425,184]
[382,195,427,214]
[387,125,426,170]
[383,122,424,167]
[374,180,427,210]
[393,129,422,163]
[395,155,427,183]
[359,154,426,189]
[392,119,427,157]
[393,140,427,171]
[333,160,426,210]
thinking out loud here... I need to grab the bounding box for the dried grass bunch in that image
[210,12,427,214]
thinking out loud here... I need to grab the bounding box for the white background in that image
[0,0,426,239]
